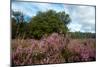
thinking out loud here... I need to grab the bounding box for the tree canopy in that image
[12,10,71,39]
[29,10,71,39]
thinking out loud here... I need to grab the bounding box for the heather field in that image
[11,33,96,65]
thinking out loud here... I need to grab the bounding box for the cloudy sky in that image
[12,1,96,33]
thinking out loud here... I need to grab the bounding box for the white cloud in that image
[12,2,38,17]
[65,5,95,33]
[68,23,81,32]
[12,2,65,16]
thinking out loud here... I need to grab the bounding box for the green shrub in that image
[61,48,80,62]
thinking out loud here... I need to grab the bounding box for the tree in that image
[12,11,24,23]
[12,11,28,39]
[57,11,71,25]
[29,10,71,39]
[12,17,17,38]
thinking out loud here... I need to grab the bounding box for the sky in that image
[12,1,96,33]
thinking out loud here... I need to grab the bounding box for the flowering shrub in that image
[68,39,96,62]
[12,33,96,66]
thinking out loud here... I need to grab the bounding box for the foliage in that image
[12,10,71,39]
[12,11,30,39]
[12,33,69,65]
[69,31,96,39]
[12,33,96,65]
[12,18,17,38]
[57,11,71,25]
[29,10,70,39]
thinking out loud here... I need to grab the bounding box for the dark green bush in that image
[61,48,80,62]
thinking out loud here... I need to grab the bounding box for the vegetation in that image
[11,9,96,66]
[12,10,71,39]
[12,34,96,65]
[12,10,95,39]
[69,31,96,39]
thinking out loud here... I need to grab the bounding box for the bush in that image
[61,48,80,62]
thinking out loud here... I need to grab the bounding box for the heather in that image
[12,33,96,65]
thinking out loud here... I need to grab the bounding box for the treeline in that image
[11,10,71,39]
[69,32,96,39]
